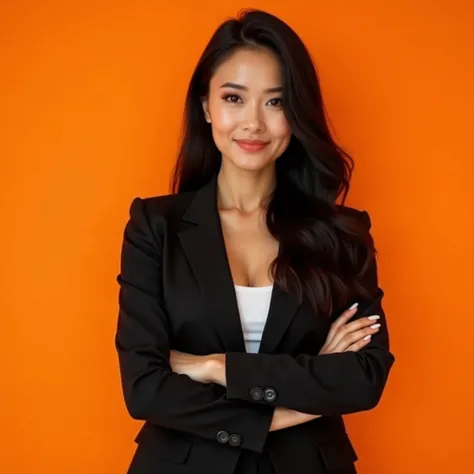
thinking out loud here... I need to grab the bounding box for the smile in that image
[235,140,269,152]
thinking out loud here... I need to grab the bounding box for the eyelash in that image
[222,94,283,108]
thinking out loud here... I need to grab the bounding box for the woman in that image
[115,8,395,474]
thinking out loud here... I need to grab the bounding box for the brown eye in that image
[223,94,241,103]
[268,98,283,107]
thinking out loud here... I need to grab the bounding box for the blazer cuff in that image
[226,352,271,404]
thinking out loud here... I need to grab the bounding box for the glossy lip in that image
[235,139,269,152]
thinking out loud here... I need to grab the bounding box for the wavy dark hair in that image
[170,8,377,318]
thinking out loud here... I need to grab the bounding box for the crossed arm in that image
[115,197,395,453]
[168,350,324,432]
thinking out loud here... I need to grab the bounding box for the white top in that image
[234,284,273,353]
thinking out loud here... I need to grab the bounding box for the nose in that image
[242,103,265,133]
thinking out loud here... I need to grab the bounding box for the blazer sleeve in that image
[115,197,274,453]
[225,210,395,415]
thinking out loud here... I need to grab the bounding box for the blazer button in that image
[264,388,277,402]
[250,387,264,401]
[216,430,229,444]
[229,433,242,447]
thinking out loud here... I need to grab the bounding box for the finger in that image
[344,315,381,334]
[329,325,381,353]
[327,303,359,341]
[345,335,372,352]
[326,316,381,352]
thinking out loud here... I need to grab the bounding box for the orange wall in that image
[1,1,473,473]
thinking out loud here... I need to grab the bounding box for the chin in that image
[232,159,275,172]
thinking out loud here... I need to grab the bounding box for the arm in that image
[271,408,321,431]
[115,197,274,453]
[223,210,396,416]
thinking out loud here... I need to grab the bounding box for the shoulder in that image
[128,191,194,225]
[122,192,195,249]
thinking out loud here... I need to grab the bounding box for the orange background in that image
[1,1,473,473]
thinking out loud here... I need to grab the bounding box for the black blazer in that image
[115,172,395,474]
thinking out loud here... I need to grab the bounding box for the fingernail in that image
[349,302,358,310]
[368,315,380,320]
[363,335,371,340]
[370,323,381,329]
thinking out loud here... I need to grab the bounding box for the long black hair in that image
[170,8,377,318]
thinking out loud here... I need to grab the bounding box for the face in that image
[201,47,292,172]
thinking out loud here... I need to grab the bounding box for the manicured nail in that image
[363,335,371,340]
[370,323,381,329]
[349,302,358,310]
[368,315,380,320]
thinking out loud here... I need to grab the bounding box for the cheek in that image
[269,115,292,140]
[210,105,238,132]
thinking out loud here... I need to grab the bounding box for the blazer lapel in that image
[177,172,302,354]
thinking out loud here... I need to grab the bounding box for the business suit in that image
[115,171,395,474]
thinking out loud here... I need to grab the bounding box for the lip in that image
[235,139,269,152]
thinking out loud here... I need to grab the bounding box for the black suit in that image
[115,172,395,474]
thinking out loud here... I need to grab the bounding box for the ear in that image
[201,97,211,123]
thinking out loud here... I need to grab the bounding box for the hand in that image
[319,304,381,355]
[169,350,216,384]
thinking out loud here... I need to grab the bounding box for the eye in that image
[223,94,241,103]
[268,98,283,107]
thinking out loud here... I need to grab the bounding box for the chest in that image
[218,209,279,288]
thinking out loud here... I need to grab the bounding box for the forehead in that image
[210,47,283,90]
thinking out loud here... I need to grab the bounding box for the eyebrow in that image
[220,82,283,93]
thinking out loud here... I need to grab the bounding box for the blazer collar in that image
[176,172,302,354]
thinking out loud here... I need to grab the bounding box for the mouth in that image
[235,139,269,152]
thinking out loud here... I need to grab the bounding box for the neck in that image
[216,165,276,214]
